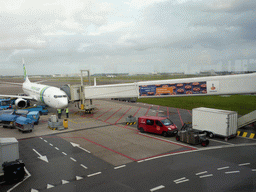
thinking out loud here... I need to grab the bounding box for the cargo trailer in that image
[192,107,238,141]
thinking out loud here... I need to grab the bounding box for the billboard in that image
[139,81,207,97]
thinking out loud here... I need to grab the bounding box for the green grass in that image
[138,95,256,115]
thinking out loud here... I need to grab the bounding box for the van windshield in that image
[161,118,173,126]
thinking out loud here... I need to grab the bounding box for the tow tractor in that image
[176,122,209,147]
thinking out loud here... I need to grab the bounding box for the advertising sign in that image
[139,81,207,97]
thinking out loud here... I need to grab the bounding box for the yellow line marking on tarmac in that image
[249,133,255,139]
[242,132,248,137]
[237,131,240,136]
[68,119,94,124]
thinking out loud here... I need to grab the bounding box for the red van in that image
[137,116,178,137]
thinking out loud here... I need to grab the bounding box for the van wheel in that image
[139,128,144,133]
[163,132,168,137]
[201,141,208,147]
[209,132,214,138]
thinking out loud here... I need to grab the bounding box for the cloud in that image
[0,0,256,75]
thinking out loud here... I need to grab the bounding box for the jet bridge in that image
[83,73,256,99]
[63,72,256,115]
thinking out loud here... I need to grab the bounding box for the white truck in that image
[192,107,238,141]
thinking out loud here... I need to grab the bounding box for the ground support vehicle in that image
[48,115,64,130]
[15,116,34,133]
[126,115,136,125]
[0,114,18,128]
[20,105,48,115]
[13,110,40,125]
[176,123,209,147]
[137,116,177,137]
[192,107,238,141]
[0,138,25,183]
[0,99,13,110]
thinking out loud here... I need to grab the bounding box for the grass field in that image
[138,95,256,115]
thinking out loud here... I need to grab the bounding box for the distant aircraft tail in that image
[23,58,30,83]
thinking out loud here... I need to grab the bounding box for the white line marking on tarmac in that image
[114,165,126,169]
[217,166,229,170]
[70,157,77,162]
[137,143,256,163]
[44,140,48,143]
[173,177,186,182]
[39,137,43,140]
[62,152,67,155]
[239,163,250,166]
[87,172,101,177]
[252,169,256,172]
[175,179,189,184]
[199,174,213,178]
[150,185,165,191]
[31,189,39,192]
[208,139,234,145]
[196,171,208,175]
[7,167,31,192]
[55,147,59,150]
[80,164,88,169]
[49,143,53,146]
[225,171,240,174]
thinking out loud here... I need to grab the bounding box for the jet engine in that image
[15,98,27,108]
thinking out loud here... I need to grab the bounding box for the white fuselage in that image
[22,81,68,109]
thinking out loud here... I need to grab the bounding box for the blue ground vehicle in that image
[0,114,18,128]
[15,116,34,133]
[21,105,48,115]
[13,110,40,125]
[0,99,13,110]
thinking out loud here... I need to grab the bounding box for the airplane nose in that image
[58,98,68,109]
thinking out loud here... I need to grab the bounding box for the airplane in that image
[0,62,69,109]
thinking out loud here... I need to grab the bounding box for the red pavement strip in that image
[72,106,196,162]
[104,107,122,123]
[187,110,192,116]
[156,105,160,116]
[114,107,132,125]
[95,108,113,120]
[145,106,152,116]
[177,108,184,126]
[59,135,196,162]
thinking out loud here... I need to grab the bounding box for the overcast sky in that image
[0,0,255,75]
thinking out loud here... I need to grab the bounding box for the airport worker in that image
[57,108,62,119]
[65,108,69,118]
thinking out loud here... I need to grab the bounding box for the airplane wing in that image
[0,95,35,100]
[0,82,23,85]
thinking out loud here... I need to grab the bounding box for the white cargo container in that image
[0,138,19,175]
[192,107,238,140]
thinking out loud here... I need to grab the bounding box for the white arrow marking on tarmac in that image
[31,189,39,192]
[47,184,54,189]
[70,142,91,153]
[76,176,83,180]
[33,149,49,163]
[62,180,70,184]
